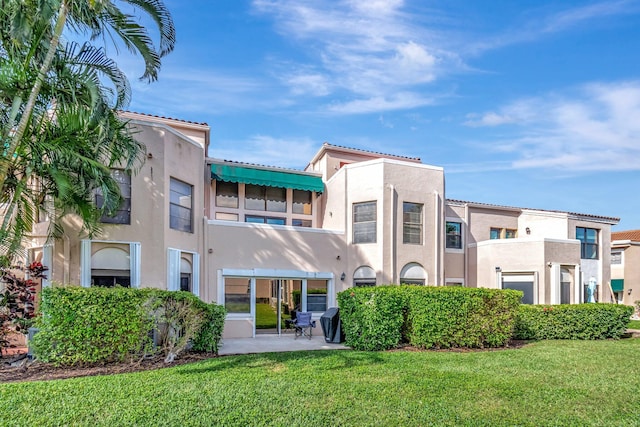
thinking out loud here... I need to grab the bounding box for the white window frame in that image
[445,218,464,253]
[353,201,377,244]
[167,248,200,297]
[80,240,141,288]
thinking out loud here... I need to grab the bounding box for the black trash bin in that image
[320,307,344,343]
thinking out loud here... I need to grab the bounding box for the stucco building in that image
[611,230,640,307]
[26,112,620,338]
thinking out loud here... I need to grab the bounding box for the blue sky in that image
[119,0,640,230]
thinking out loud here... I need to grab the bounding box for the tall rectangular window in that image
[446,221,462,249]
[96,169,131,224]
[216,181,238,208]
[245,185,286,212]
[170,178,193,232]
[353,201,376,243]
[490,228,501,240]
[576,227,598,259]
[403,202,423,244]
[292,190,312,214]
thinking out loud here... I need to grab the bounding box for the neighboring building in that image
[611,230,640,307]
[26,113,620,339]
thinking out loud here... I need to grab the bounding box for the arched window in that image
[91,247,130,287]
[400,263,426,286]
[353,266,376,287]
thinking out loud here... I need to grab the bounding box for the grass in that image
[628,319,640,329]
[2,340,640,426]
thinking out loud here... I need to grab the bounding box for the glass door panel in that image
[255,279,286,334]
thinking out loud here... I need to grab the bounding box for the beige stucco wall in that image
[32,119,206,290]
[612,244,640,307]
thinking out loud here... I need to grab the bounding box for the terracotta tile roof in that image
[322,142,421,162]
[612,229,640,242]
[119,110,208,126]
[447,199,620,223]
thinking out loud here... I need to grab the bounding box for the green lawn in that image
[2,339,640,426]
[628,319,640,329]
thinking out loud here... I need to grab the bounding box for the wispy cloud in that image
[252,0,458,113]
[463,81,640,172]
[212,135,320,169]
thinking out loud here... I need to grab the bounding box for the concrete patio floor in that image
[218,333,349,356]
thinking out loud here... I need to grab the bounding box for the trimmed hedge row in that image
[32,287,225,365]
[337,286,522,351]
[513,303,633,340]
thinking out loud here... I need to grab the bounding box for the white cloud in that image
[212,135,320,169]
[465,81,640,172]
[325,92,435,114]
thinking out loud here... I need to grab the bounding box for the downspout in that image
[203,216,209,302]
[464,203,469,286]
[434,190,440,286]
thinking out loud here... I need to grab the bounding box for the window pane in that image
[505,229,517,239]
[292,219,312,227]
[216,181,238,208]
[293,190,312,214]
[246,215,266,223]
[353,202,376,222]
[446,221,462,249]
[353,202,377,243]
[266,187,286,212]
[215,212,239,221]
[170,178,192,232]
[245,184,266,210]
[403,202,423,245]
[490,228,501,239]
[225,278,251,313]
[97,169,131,224]
[266,217,285,225]
[611,252,622,264]
[577,227,599,259]
[306,280,327,312]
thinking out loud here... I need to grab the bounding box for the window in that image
[611,251,622,265]
[446,221,462,249]
[403,202,423,244]
[170,178,193,232]
[400,263,426,285]
[246,215,285,225]
[96,169,131,224]
[245,184,286,212]
[292,219,312,227]
[224,277,251,313]
[353,202,376,243]
[90,246,131,288]
[293,190,312,214]
[576,227,598,259]
[216,181,238,208]
[306,280,327,312]
[490,227,517,240]
[490,228,501,240]
[215,212,239,221]
[353,266,376,287]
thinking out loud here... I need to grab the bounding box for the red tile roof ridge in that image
[612,229,640,241]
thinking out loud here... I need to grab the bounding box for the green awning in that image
[211,164,324,193]
[611,279,624,292]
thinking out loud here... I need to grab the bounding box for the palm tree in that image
[0,0,175,192]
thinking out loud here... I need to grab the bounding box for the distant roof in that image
[612,229,640,242]
[307,142,422,167]
[119,110,209,126]
[447,199,620,223]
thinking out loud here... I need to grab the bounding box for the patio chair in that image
[293,311,316,340]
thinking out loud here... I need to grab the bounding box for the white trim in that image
[192,253,200,297]
[549,263,560,305]
[80,240,91,288]
[130,243,141,289]
[42,245,53,288]
[167,248,180,291]
[221,268,333,279]
[444,217,465,254]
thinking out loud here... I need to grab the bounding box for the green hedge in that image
[337,286,522,351]
[513,303,633,340]
[32,287,226,365]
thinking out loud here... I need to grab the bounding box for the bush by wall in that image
[32,287,226,365]
[337,285,522,351]
[513,303,633,340]
[337,286,406,351]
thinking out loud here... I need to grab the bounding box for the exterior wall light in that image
[340,272,346,281]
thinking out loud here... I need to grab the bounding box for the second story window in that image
[170,178,193,232]
[216,181,238,208]
[96,169,131,224]
[611,251,622,265]
[245,184,286,212]
[353,201,376,243]
[293,190,312,214]
[576,227,598,259]
[446,221,462,249]
[490,227,517,240]
[403,202,423,244]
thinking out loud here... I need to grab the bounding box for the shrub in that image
[32,287,226,365]
[406,287,521,349]
[337,285,521,351]
[337,286,406,351]
[513,303,634,340]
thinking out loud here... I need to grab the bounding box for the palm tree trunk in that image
[0,1,69,192]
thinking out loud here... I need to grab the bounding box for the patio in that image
[218,334,349,356]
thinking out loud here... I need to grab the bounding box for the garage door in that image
[502,274,535,304]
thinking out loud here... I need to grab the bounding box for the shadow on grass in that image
[175,349,385,376]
